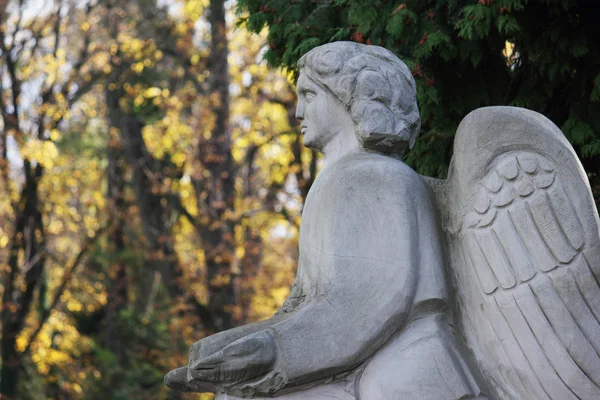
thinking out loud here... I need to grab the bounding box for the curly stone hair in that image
[298,42,421,158]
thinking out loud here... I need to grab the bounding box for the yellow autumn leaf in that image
[16,334,28,352]
[50,129,62,141]
[132,62,144,73]
[133,96,145,106]
[171,152,187,167]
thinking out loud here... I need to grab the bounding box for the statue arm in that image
[186,162,426,396]
[166,285,303,392]
[271,258,417,387]
[164,314,291,392]
[262,176,421,390]
[191,279,307,356]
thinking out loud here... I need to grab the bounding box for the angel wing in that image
[430,107,600,400]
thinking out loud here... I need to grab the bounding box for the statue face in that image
[295,72,355,151]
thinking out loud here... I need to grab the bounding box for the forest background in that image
[0,0,598,399]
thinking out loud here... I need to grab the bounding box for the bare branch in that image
[22,20,48,65]
[0,0,34,130]
[160,47,207,95]
[168,193,205,238]
[37,1,65,137]
[20,224,109,358]
[67,0,95,76]
[14,0,25,36]
[39,3,101,136]
[0,69,14,185]
[0,37,21,132]
[11,0,27,60]
[51,0,64,56]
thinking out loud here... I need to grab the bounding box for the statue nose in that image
[295,103,304,120]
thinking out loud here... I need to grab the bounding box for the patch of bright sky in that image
[2,0,92,178]
[3,0,56,177]
[157,0,183,18]
[270,222,295,240]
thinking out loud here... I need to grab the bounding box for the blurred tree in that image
[103,0,217,334]
[194,0,237,332]
[89,0,310,395]
[0,0,108,396]
[0,0,313,398]
[103,33,129,370]
[237,0,600,202]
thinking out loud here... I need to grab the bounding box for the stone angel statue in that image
[165,42,600,399]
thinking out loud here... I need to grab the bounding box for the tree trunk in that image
[105,71,216,332]
[0,162,45,398]
[194,0,236,332]
[104,81,129,360]
[237,226,262,324]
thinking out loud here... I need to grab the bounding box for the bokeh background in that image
[0,0,598,399]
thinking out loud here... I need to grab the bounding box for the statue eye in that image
[305,92,315,103]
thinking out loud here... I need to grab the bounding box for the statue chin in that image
[301,137,318,151]
[301,131,322,151]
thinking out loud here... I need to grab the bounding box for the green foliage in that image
[80,308,175,400]
[16,363,46,400]
[237,0,600,200]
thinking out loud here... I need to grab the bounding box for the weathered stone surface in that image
[165,42,600,400]
[434,106,600,400]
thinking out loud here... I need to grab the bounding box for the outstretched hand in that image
[164,366,217,393]
[189,330,278,383]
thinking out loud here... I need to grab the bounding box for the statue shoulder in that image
[330,152,427,196]
[304,152,432,230]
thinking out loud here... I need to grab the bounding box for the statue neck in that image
[321,131,362,169]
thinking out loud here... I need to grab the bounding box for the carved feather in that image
[462,152,600,398]
[439,107,600,400]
